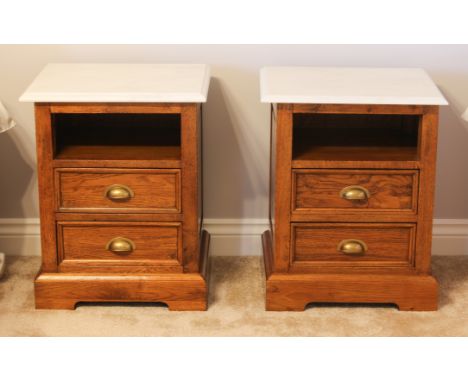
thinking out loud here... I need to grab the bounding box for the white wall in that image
[1,45,468,223]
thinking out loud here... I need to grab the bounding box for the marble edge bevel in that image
[19,63,211,103]
[259,66,448,105]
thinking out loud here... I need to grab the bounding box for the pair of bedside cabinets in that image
[20,64,448,312]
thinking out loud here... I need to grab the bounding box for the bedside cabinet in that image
[20,64,211,310]
[260,67,448,311]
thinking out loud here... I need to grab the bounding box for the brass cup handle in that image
[106,237,135,253]
[340,186,370,201]
[105,184,134,201]
[337,239,368,255]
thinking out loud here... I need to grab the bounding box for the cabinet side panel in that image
[269,105,276,238]
[35,104,58,272]
[181,104,200,273]
[273,104,293,272]
[415,106,439,273]
[198,104,203,234]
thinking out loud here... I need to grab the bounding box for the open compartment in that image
[292,113,420,164]
[52,113,181,162]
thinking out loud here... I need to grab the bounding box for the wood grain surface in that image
[35,104,58,272]
[266,273,438,311]
[291,223,415,265]
[264,102,440,311]
[35,272,207,311]
[34,102,209,310]
[292,169,418,213]
[56,168,181,213]
[57,221,182,269]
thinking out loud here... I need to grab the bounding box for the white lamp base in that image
[0,253,5,279]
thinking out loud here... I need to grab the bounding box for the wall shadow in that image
[0,128,36,256]
[203,75,269,219]
[433,80,468,218]
[0,129,35,218]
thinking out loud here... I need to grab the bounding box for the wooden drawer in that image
[291,223,416,268]
[55,168,181,213]
[292,169,418,214]
[57,221,182,272]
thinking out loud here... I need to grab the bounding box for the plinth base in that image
[35,230,211,311]
[262,230,438,311]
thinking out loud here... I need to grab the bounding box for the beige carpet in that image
[0,255,467,336]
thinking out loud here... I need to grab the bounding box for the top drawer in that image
[55,168,181,213]
[292,169,418,214]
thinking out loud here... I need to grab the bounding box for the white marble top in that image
[20,64,210,103]
[260,67,447,105]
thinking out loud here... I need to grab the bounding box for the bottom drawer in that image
[57,221,182,272]
[291,223,416,268]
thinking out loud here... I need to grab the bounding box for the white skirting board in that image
[0,218,468,257]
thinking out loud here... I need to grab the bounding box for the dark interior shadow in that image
[75,301,169,309]
[305,302,399,311]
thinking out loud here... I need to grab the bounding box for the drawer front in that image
[291,223,415,267]
[56,168,181,213]
[292,170,418,213]
[57,222,182,272]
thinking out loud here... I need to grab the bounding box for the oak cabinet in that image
[20,64,211,310]
[260,67,447,311]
